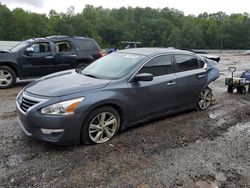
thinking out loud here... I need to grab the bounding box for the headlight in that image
[41,97,84,115]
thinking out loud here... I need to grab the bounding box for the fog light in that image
[41,128,64,135]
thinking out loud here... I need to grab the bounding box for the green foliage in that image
[0,3,250,49]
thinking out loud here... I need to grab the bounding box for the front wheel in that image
[197,87,212,110]
[0,66,16,89]
[227,85,235,93]
[81,106,120,145]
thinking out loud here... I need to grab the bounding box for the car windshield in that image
[81,52,146,79]
[10,40,31,52]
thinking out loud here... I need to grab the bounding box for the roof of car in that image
[118,48,194,56]
[27,35,93,42]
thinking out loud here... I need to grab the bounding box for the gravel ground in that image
[0,54,249,188]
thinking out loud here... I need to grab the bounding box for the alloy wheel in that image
[88,112,118,143]
[198,88,212,110]
[0,69,13,87]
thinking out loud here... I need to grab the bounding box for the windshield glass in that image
[81,52,146,79]
[10,40,31,52]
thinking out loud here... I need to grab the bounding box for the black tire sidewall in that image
[0,66,16,89]
[237,86,246,94]
[81,106,120,145]
[227,85,235,93]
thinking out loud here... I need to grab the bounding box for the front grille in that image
[20,97,39,113]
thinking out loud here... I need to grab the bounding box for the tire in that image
[237,86,246,94]
[227,85,235,93]
[81,106,120,145]
[248,86,250,93]
[197,87,213,110]
[0,66,16,89]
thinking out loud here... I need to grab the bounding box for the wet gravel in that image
[0,54,250,188]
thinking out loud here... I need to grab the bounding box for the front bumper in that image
[16,94,84,145]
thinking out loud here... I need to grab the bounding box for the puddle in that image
[215,172,227,182]
[7,154,23,167]
[209,110,226,120]
[195,173,227,188]
[209,110,227,127]
[195,180,219,188]
[0,111,16,120]
[227,122,250,135]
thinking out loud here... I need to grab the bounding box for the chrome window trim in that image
[128,53,174,83]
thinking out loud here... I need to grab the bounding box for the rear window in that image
[174,54,199,72]
[75,39,98,50]
[54,41,72,52]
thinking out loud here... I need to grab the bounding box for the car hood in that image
[0,50,10,53]
[25,70,111,97]
[0,51,17,61]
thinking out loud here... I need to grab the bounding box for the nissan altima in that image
[16,48,219,144]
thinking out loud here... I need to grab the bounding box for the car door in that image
[173,53,207,107]
[22,42,55,77]
[128,54,177,122]
[53,40,77,72]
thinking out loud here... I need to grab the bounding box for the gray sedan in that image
[16,48,219,145]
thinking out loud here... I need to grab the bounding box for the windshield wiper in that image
[83,74,99,79]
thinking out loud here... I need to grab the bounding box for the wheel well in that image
[0,63,18,77]
[82,103,124,128]
[93,103,124,123]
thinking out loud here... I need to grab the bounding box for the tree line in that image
[0,3,250,49]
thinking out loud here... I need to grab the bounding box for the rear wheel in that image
[81,106,120,145]
[237,86,246,94]
[197,87,212,110]
[0,66,16,89]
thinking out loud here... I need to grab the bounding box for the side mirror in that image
[25,47,34,55]
[133,73,153,82]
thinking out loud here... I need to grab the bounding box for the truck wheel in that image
[248,86,250,93]
[0,66,16,89]
[227,85,235,93]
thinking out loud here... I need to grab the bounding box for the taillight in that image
[99,52,104,58]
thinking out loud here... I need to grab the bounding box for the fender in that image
[0,61,20,77]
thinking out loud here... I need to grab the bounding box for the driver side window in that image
[29,43,51,53]
[138,54,173,77]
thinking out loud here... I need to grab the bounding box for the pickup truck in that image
[0,35,103,88]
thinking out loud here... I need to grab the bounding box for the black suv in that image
[0,35,102,88]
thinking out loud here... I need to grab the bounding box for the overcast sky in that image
[0,0,249,15]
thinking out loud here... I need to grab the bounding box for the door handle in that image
[166,81,176,86]
[45,56,54,59]
[198,74,205,78]
[69,54,77,57]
